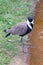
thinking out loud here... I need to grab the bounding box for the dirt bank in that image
[27,0,43,65]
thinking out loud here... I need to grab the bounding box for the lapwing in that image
[4,17,34,38]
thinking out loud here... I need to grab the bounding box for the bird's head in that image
[27,17,34,24]
[26,17,34,29]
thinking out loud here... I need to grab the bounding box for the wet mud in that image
[27,0,43,65]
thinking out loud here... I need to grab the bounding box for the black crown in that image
[27,17,33,22]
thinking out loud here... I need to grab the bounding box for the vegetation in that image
[0,0,32,65]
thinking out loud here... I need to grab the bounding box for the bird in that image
[4,17,34,53]
[4,17,34,38]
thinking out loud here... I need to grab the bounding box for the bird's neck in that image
[26,19,32,29]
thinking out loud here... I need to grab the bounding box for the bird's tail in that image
[4,30,7,33]
[5,33,11,37]
[4,29,11,37]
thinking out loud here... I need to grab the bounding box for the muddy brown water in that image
[27,0,43,65]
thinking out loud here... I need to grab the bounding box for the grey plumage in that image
[4,17,34,37]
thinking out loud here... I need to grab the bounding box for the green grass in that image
[0,0,33,65]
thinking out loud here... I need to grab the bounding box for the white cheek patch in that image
[26,20,32,29]
[31,20,34,24]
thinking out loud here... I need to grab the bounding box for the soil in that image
[27,0,43,65]
[8,36,30,65]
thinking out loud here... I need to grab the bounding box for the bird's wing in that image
[10,22,27,35]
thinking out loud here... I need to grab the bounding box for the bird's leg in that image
[20,37,25,53]
[20,37,23,42]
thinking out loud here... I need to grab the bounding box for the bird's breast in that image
[19,25,32,36]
